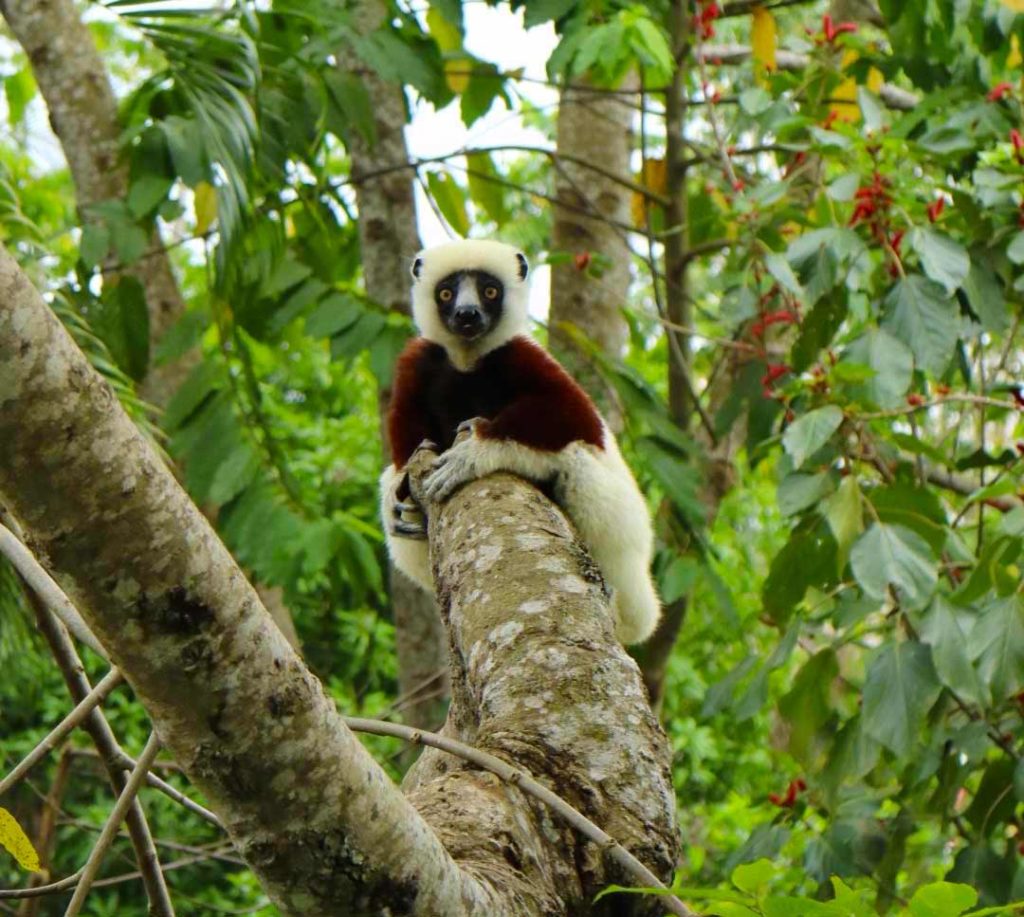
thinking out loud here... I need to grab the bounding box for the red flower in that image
[822,14,857,43]
[988,82,1013,102]
[761,363,791,386]
[573,251,591,272]
[927,197,945,223]
[769,778,807,808]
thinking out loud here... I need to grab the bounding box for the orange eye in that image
[438,288,453,303]
[484,286,499,300]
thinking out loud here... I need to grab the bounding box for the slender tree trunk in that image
[1,0,196,406]
[549,76,636,426]
[339,0,449,731]
[0,244,679,915]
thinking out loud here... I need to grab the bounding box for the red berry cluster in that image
[693,1,720,40]
[750,284,798,397]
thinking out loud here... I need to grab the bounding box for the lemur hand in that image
[389,467,427,539]
[422,419,487,502]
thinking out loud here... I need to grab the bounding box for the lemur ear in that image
[515,252,528,281]
[411,256,423,280]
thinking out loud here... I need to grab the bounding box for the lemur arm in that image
[422,339,605,502]
[387,338,438,469]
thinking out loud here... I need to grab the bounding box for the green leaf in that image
[466,151,508,225]
[842,329,914,408]
[324,71,377,147]
[93,278,150,381]
[127,174,173,219]
[909,883,978,917]
[782,406,843,470]
[962,260,1007,334]
[851,523,938,609]
[862,641,941,756]
[523,0,577,28]
[777,471,834,517]
[425,171,469,237]
[827,174,860,202]
[963,758,1018,834]
[108,218,149,266]
[791,290,847,372]
[732,859,774,894]
[882,274,959,375]
[778,649,838,763]
[461,61,508,127]
[1006,231,1024,265]
[160,116,206,187]
[911,228,970,294]
[79,222,111,269]
[4,68,36,126]
[824,475,862,571]
[968,596,1024,701]
[919,598,989,706]
[764,252,804,299]
[762,518,838,622]
[306,292,363,338]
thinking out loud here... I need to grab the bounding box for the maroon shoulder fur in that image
[387,335,604,469]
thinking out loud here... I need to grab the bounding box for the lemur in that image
[379,239,660,645]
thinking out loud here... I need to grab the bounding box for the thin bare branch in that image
[64,732,165,917]
[0,669,124,797]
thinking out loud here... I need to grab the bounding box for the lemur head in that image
[410,239,530,370]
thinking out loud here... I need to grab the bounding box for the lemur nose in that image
[453,305,484,334]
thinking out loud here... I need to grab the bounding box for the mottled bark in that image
[1,0,195,406]
[549,77,635,426]
[2,245,678,913]
[340,0,449,731]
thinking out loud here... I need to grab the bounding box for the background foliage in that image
[2,0,1024,913]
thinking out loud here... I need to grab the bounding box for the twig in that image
[106,751,222,831]
[343,717,695,917]
[64,732,165,917]
[0,670,124,797]
[858,394,1019,420]
[0,524,105,657]
[24,595,175,916]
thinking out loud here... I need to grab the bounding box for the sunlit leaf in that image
[0,807,39,872]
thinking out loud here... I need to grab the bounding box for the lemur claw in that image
[412,439,440,457]
[422,442,479,503]
[391,519,427,539]
[455,417,486,437]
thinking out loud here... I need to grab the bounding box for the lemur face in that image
[434,270,504,341]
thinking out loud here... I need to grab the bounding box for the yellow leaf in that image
[1000,0,1024,10]
[751,7,777,76]
[867,66,884,92]
[0,807,40,872]
[426,8,461,52]
[1009,34,1022,68]
[444,57,473,94]
[631,159,667,228]
[194,181,217,236]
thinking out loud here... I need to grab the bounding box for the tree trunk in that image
[0,0,196,407]
[2,241,679,914]
[339,0,449,731]
[549,77,635,426]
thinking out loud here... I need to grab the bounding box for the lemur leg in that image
[380,464,432,591]
[554,438,661,645]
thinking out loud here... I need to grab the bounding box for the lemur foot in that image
[390,471,427,539]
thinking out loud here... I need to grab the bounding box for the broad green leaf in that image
[782,406,843,470]
[4,68,36,126]
[963,759,1017,833]
[94,277,150,381]
[1007,231,1024,265]
[466,152,508,225]
[778,649,838,763]
[791,289,847,372]
[127,173,173,219]
[827,174,860,201]
[306,292,363,339]
[323,71,377,147]
[862,641,941,756]
[79,222,111,269]
[911,228,970,294]
[909,883,978,917]
[777,471,834,517]
[524,0,577,28]
[968,595,1024,700]
[882,274,959,375]
[764,252,804,299]
[109,217,149,265]
[820,715,880,804]
[732,858,774,894]
[762,518,838,622]
[425,171,469,237]
[962,260,1007,334]
[851,522,938,608]
[919,598,988,706]
[824,475,863,570]
[842,329,914,408]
